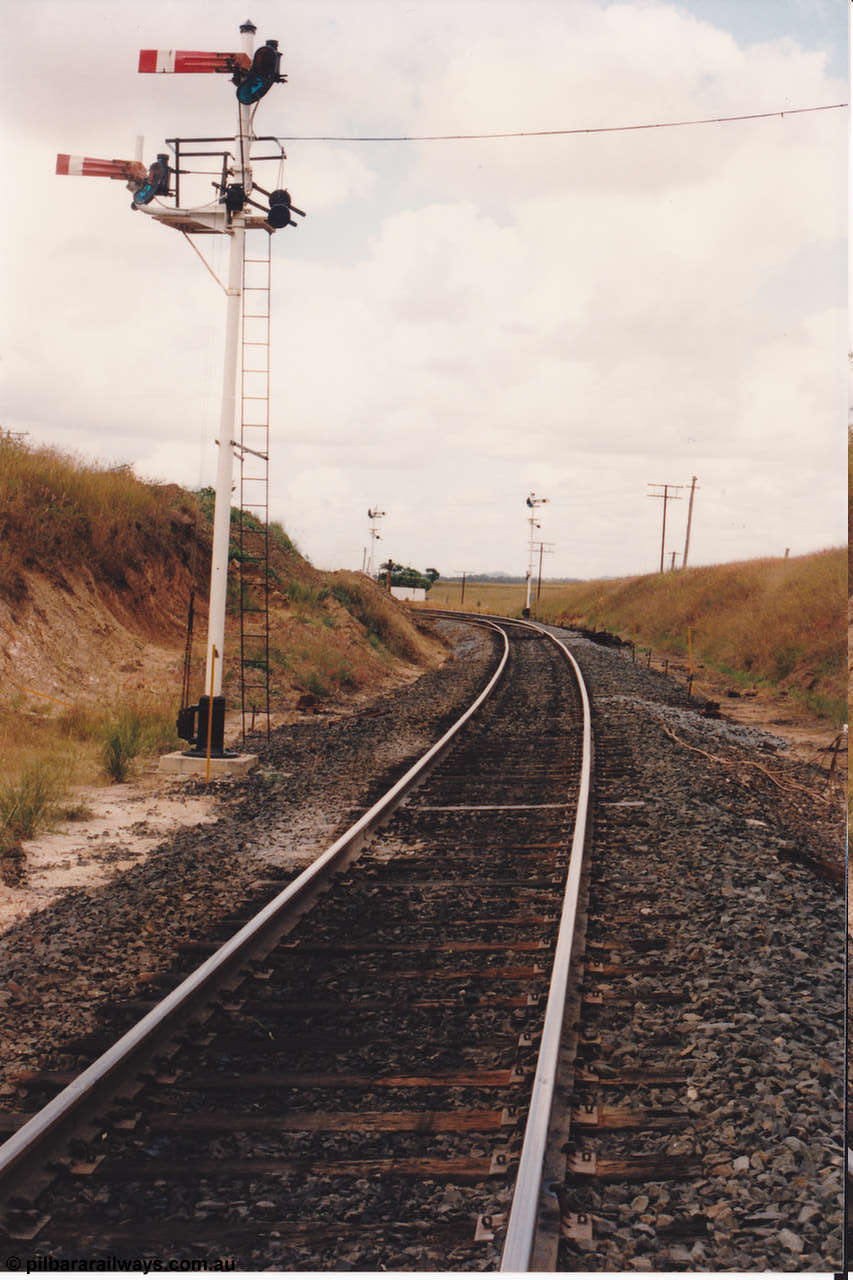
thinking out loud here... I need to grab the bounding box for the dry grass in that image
[0,437,448,845]
[223,572,445,707]
[0,698,93,797]
[429,551,847,725]
[0,436,443,708]
[840,430,845,808]
[0,430,197,601]
[427,580,570,617]
[0,691,182,851]
[848,429,852,586]
[325,571,439,665]
[0,762,63,856]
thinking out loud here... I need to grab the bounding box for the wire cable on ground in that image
[650,714,834,807]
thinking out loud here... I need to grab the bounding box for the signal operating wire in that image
[271,101,846,143]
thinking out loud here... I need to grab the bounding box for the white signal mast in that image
[524,492,548,615]
[56,20,304,760]
[366,507,386,578]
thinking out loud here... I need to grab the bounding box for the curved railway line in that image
[0,618,590,1271]
[0,614,843,1271]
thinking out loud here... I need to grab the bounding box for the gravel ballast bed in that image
[0,620,844,1273]
[0,620,498,1089]
[548,626,844,1274]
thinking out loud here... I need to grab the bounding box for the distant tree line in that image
[377,561,439,591]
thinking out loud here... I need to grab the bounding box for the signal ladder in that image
[238,225,272,741]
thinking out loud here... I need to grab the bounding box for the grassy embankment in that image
[0,435,191,854]
[847,428,852,810]
[428,548,847,727]
[0,433,440,858]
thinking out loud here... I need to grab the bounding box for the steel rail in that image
[499,620,593,1271]
[419,607,595,1267]
[0,621,510,1201]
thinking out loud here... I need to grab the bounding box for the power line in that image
[273,102,846,143]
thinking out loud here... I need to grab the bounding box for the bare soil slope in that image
[0,436,445,719]
[0,557,444,720]
[0,566,190,711]
[0,438,448,893]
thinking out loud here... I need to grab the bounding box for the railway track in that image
[0,614,842,1271]
[0,618,592,1270]
[847,957,852,1272]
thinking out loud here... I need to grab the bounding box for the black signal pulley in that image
[267,188,306,229]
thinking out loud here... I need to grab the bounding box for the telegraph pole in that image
[536,541,555,601]
[647,484,683,573]
[682,476,699,568]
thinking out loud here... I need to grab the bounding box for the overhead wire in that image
[270,101,846,143]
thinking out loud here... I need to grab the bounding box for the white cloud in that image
[0,0,846,580]
[290,146,378,209]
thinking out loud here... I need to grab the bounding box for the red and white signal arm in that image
[138,49,250,74]
[56,154,147,182]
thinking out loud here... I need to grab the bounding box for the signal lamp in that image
[267,188,292,228]
[132,153,170,206]
[236,40,282,105]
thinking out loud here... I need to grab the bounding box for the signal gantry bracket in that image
[57,32,304,235]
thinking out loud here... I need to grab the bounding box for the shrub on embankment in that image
[327,572,434,665]
[535,549,847,724]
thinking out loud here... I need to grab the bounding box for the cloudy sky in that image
[1,0,847,580]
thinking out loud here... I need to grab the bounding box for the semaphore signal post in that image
[365,507,387,579]
[56,19,305,772]
[523,492,548,617]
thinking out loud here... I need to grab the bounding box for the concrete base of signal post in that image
[159,696,259,776]
[159,751,259,778]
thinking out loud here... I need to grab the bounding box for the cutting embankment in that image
[542,552,846,722]
[431,551,847,729]
[0,431,445,863]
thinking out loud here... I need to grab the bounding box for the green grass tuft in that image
[101,715,144,782]
[0,764,60,853]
